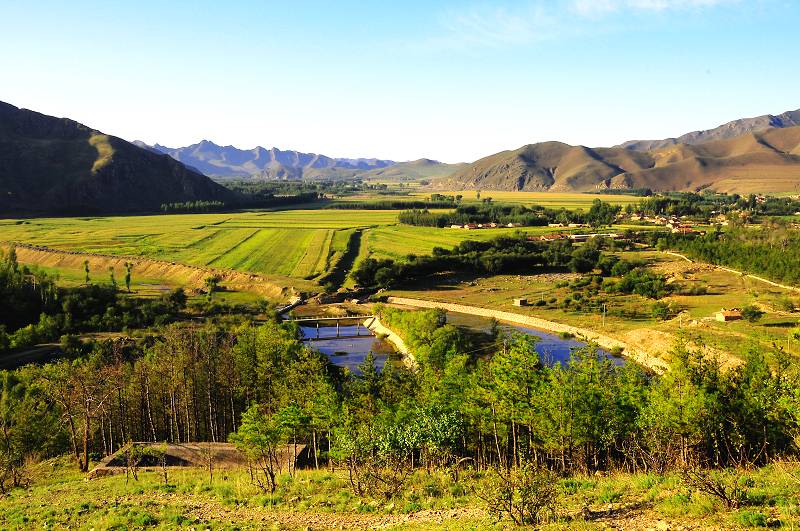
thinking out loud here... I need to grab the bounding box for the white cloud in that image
[411,0,740,52]
[413,4,559,50]
[571,0,738,16]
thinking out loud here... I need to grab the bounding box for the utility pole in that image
[602,303,606,328]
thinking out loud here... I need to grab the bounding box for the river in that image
[300,313,623,371]
[444,312,624,366]
[299,324,397,372]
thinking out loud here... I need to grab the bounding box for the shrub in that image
[651,301,674,320]
[681,467,751,510]
[735,510,768,528]
[477,464,559,526]
[741,305,765,322]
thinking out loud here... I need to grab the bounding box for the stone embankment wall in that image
[363,316,417,369]
[386,297,669,373]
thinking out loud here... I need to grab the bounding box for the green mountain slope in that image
[357,158,466,181]
[0,101,234,215]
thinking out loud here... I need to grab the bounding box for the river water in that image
[444,312,624,367]
[300,314,624,371]
[299,324,397,372]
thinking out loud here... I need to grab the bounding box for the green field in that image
[0,211,398,281]
[409,190,643,209]
[0,196,647,291]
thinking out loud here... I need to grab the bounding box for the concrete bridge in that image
[288,315,376,340]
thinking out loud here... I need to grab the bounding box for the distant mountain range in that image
[356,158,468,181]
[618,108,800,151]
[5,100,800,214]
[0,101,233,214]
[436,107,800,194]
[134,140,397,181]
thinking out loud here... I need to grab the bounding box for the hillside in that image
[142,140,395,180]
[620,107,800,151]
[435,127,800,193]
[0,102,234,215]
[357,158,467,181]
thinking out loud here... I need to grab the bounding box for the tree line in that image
[0,248,186,353]
[351,234,620,289]
[398,199,621,228]
[2,306,798,499]
[647,223,800,285]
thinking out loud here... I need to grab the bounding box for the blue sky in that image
[2,0,798,162]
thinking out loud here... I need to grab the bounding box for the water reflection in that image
[444,313,624,367]
[299,325,396,372]
[299,314,624,372]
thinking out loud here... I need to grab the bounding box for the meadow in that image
[0,211,395,283]
[3,459,797,529]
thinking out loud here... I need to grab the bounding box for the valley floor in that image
[385,250,800,366]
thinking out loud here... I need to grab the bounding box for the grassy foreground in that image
[3,460,799,529]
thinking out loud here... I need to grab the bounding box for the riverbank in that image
[364,316,416,368]
[386,296,669,373]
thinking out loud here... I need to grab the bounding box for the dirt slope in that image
[3,242,308,300]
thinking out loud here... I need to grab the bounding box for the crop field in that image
[409,190,643,209]
[0,211,398,282]
[0,196,647,290]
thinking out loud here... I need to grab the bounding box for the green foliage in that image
[735,510,768,528]
[651,301,674,320]
[742,305,765,322]
[613,268,673,299]
[351,234,609,289]
[477,464,559,526]
[661,224,800,285]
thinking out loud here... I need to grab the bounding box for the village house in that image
[716,308,743,322]
[534,233,565,242]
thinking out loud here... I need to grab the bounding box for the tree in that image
[586,199,621,228]
[42,355,120,471]
[204,275,221,302]
[741,305,764,322]
[124,262,133,293]
[229,404,284,493]
[0,369,60,492]
[83,260,90,285]
[108,267,116,290]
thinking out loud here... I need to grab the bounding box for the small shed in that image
[716,309,742,322]
[513,298,529,307]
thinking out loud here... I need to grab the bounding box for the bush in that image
[652,301,674,320]
[735,510,768,528]
[741,305,765,322]
[681,467,751,509]
[477,464,559,526]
